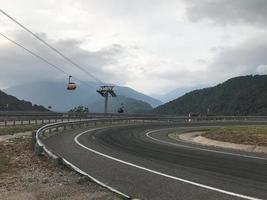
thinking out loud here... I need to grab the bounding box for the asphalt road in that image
[43,122,267,200]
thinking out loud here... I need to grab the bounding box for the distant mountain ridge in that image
[153,75,267,116]
[89,95,153,113]
[114,86,162,107]
[152,84,207,103]
[0,90,47,111]
[5,81,161,113]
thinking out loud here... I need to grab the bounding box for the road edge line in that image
[37,126,131,199]
[75,128,263,200]
[145,128,267,161]
[61,157,130,199]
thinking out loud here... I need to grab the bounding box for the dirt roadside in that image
[169,131,267,154]
[0,134,121,200]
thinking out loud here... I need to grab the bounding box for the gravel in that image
[0,135,121,200]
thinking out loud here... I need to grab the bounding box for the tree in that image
[69,105,89,113]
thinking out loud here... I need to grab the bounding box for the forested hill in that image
[153,75,267,116]
[0,90,47,111]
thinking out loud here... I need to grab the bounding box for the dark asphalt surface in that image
[43,122,267,200]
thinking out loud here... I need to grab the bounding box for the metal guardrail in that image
[33,117,175,199]
[33,117,175,160]
[0,112,177,126]
[33,115,267,158]
[2,110,267,126]
[32,116,267,199]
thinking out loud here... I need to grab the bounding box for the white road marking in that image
[37,125,130,199]
[61,156,130,199]
[145,128,267,161]
[74,128,264,200]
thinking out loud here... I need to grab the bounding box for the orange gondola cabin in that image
[67,76,77,90]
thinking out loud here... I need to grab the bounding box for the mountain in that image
[152,85,206,103]
[0,90,47,111]
[114,86,162,107]
[153,75,267,116]
[4,81,159,113]
[89,95,153,113]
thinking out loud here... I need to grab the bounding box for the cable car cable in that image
[0,32,95,90]
[0,9,104,84]
[0,32,68,75]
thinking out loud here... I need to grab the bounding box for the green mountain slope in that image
[0,90,47,111]
[153,75,267,116]
[4,81,161,112]
[90,95,153,113]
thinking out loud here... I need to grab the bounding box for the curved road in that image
[43,122,267,200]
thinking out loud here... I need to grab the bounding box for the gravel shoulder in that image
[203,126,267,146]
[169,129,267,154]
[0,134,121,200]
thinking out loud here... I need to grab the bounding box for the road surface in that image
[43,122,267,200]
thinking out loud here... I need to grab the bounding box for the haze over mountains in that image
[2,75,267,115]
[153,75,267,116]
[4,81,161,113]
[152,85,207,103]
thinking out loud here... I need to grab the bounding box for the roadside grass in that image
[0,124,43,135]
[203,126,267,146]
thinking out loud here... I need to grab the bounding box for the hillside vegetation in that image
[5,81,161,112]
[0,90,47,111]
[153,75,267,115]
[89,95,153,113]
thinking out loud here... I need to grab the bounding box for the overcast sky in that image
[0,0,267,95]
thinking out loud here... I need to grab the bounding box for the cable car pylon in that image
[97,86,116,113]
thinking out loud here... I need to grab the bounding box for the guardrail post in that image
[31,131,36,150]
[42,119,44,124]
[34,143,43,156]
[4,120,7,126]
[35,119,37,125]
[21,120,23,125]
[29,120,31,125]
[51,156,62,166]
[13,120,15,126]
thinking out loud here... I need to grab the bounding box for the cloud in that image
[207,37,267,81]
[1,0,267,95]
[0,31,127,88]
[256,65,267,74]
[2,31,266,95]
[184,0,267,27]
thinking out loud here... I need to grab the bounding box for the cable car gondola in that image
[117,103,124,113]
[67,75,77,90]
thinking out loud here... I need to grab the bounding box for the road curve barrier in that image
[32,117,182,199]
[33,116,182,156]
[31,116,267,199]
